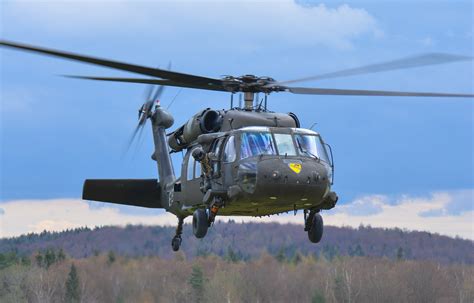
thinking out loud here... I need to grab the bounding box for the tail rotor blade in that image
[151,85,165,102]
[143,84,154,102]
[150,63,171,101]
[122,123,142,158]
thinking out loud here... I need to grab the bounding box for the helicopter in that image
[1,40,473,251]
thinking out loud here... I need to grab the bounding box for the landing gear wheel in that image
[193,209,209,239]
[308,213,324,243]
[171,216,184,252]
[171,236,182,251]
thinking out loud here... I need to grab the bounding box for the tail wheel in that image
[192,209,209,238]
[308,213,324,243]
[171,236,181,251]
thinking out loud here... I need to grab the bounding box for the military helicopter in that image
[1,40,473,251]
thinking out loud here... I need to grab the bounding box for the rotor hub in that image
[221,75,285,94]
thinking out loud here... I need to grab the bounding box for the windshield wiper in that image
[296,138,318,159]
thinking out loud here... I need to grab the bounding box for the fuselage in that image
[176,126,335,216]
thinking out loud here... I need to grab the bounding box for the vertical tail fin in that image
[150,104,175,207]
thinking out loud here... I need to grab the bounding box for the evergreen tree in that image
[35,252,44,268]
[353,244,365,257]
[107,251,116,265]
[21,255,31,266]
[224,247,241,263]
[44,248,56,269]
[65,264,81,303]
[57,248,66,262]
[312,290,326,303]
[397,247,404,261]
[0,252,19,269]
[188,265,204,303]
[275,247,287,263]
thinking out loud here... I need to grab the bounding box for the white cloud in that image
[1,190,472,240]
[418,36,435,47]
[324,191,474,240]
[0,198,176,238]
[2,1,380,50]
[333,194,386,216]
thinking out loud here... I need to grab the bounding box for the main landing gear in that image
[171,201,223,251]
[172,207,322,251]
[304,209,324,243]
[193,197,222,239]
[192,209,209,238]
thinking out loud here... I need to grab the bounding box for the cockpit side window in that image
[294,134,330,163]
[274,133,297,156]
[223,136,237,162]
[240,132,276,159]
[211,138,224,156]
[211,138,225,177]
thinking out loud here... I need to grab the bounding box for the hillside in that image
[1,222,472,264]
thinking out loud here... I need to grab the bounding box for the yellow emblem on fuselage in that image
[289,163,302,174]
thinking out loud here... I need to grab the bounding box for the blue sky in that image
[0,1,473,238]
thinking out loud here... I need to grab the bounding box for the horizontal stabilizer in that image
[83,179,163,208]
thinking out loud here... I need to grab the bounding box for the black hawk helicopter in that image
[1,40,472,251]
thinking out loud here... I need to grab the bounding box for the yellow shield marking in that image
[289,163,302,174]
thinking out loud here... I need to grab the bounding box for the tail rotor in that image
[125,64,171,155]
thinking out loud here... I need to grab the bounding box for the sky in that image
[0,0,473,239]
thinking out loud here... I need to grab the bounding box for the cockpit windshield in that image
[294,134,331,164]
[241,132,276,159]
[239,129,331,165]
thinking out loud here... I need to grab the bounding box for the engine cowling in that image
[168,108,223,152]
[167,108,301,152]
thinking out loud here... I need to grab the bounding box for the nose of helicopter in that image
[238,157,331,208]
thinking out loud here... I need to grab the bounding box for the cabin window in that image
[240,132,276,159]
[194,160,202,178]
[223,136,237,162]
[274,133,297,156]
[187,154,194,180]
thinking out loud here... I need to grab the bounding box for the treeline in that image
[1,252,473,303]
[1,222,473,264]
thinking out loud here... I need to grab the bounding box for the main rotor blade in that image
[0,40,223,87]
[288,87,474,98]
[278,53,473,85]
[64,75,227,92]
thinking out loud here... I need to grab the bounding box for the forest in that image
[1,222,472,263]
[1,250,473,303]
[1,222,473,302]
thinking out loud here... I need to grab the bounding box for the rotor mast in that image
[244,92,255,110]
